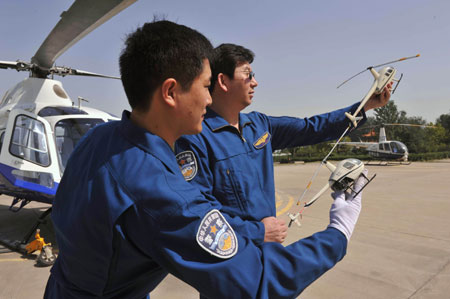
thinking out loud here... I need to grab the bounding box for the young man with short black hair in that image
[46,24,366,299]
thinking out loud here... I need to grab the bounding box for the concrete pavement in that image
[1,160,449,298]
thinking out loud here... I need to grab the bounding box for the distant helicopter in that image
[0,0,136,238]
[337,124,435,162]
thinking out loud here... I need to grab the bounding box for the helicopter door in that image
[0,109,61,193]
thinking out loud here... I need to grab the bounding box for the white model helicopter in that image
[287,158,374,227]
[288,55,420,227]
[0,0,136,241]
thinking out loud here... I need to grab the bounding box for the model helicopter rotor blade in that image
[337,68,368,89]
[337,54,420,89]
[371,54,420,69]
[31,0,136,75]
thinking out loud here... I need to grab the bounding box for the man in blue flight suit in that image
[175,43,391,245]
[45,21,367,299]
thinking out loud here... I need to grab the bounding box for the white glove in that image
[328,169,368,241]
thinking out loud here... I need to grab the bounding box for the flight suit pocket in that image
[221,168,247,213]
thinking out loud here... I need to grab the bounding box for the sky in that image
[0,0,449,122]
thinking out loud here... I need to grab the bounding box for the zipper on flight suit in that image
[226,169,245,211]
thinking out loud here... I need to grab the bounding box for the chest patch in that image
[176,151,197,181]
[196,209,238,259]
[253,131,271,149]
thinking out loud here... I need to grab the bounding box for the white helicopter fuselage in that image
[0,77,118,204]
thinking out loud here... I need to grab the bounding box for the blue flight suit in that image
[45,111,347,299]
[175,103,365,244]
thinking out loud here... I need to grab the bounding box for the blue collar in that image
[204,108,253,132]
[118,110,179,173]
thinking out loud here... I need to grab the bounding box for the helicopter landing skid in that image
[364,160,411,166]
[0,207,54,267]
[9,197,31,212]
[348,173,376,198]
[21,207,53,245]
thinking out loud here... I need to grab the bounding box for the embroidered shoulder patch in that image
[253,131,271,149]
[176,151,198,181]
[196,209,238,259]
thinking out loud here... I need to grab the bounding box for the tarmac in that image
[0,160,449,298]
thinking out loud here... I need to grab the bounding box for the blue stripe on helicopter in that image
[0,163,58,196]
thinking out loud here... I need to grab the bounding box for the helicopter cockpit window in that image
[38,106,88,117]
[342,161,355,169]
[55,118,104,171]
[390,142,405,153]
[383,143,391,151]
[10,115,50,166]
[379,144,383,151]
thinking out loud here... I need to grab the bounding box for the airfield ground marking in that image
[275,192,281,208]
[0,258,26,262]
[275,191,294,217]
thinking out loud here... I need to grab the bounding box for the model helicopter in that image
[287,158,374,227]
[287,55,420,227]
[0,0,136,240]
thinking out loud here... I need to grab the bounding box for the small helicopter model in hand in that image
[288,158,375,227]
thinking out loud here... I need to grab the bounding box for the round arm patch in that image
[196,209,238,259]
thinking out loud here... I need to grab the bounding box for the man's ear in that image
[161,78,177,108]
[217,73,229,92]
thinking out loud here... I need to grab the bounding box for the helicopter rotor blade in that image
[304,181,332,207]
[31,0,136,72]
[1,60,21,69]
[50,66,120,80]
[371,54,420,69]
[383,123,437,129]
[0,60,34,72]
[337,68,370,89]
[337,54,420,89]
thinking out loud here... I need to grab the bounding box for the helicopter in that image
[337,124,436,163]
[0,0,137,244]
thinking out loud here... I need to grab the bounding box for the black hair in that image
[119,20,213,111]
[210,43,255,92]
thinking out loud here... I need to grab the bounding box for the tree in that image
[373,101,403,124]
[436,113,450,131]
[436,113,450,145]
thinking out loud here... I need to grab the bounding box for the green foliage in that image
[436,113,450,131]
[374,101,404,124]
[436,114,450,144]
[408,151,450,161]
